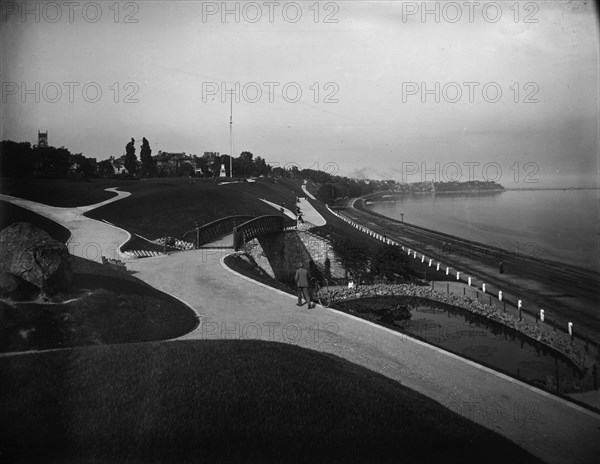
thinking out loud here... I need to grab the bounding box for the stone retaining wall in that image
[242,230,345,282]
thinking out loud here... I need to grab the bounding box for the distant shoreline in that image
[504,186,600,191]
[366,187,599,202]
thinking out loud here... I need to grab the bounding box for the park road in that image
[128,249,600,464]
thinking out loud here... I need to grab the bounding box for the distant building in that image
[153,151,196,176]
[38,130,48,148]
[109,156,128,175]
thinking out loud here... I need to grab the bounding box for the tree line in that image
[0,137,401,204]
[0,140,96,179]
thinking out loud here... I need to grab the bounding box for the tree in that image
[371,244,410,281]
[331,237,369,282]
[140,137,154,177]
[69,153,96,178]
[0,140,33,177]
[237,151,255,177]
[98,159,115,177]
[254,156,270,176]
[36,146,71,177]
[124,138,137,175]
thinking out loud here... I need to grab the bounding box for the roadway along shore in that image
[338,197,600,344]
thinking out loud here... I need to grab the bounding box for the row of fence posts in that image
[327,205,584,346]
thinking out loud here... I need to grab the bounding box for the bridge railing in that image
[182,215,254,248]
[233,215,295,250]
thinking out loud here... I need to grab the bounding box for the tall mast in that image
[229,95,233,178]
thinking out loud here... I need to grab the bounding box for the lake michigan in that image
[366,189,600,272]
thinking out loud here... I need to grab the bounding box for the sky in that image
[1,0,598,187]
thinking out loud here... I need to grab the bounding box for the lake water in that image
[366,189,600,272]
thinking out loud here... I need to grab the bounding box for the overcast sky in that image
[1,0,598,186]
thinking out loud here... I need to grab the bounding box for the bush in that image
[371,244,410,281]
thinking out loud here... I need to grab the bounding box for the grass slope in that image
[87,179,300,238]
[1,255,199,352]
[0,340,543,464]
[0,178,125,207]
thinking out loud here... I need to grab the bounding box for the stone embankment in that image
[323,283,594,372]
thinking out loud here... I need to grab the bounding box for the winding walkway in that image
[2,192,599,464]
[129,250,599,464]
[0,188,131,262]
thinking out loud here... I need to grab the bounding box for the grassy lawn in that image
[0,340,543,463]
[1,177,389,251]
[0,178,127,207]
[86,178,301,239]
[1,255,199,352]
[1,203,198,351]
[90,177,333,241]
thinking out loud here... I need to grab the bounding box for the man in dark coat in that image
[295,262,313,308]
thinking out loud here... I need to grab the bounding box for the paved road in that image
[4,191,600,463]
[128,250,600,464]
[340,199,600,343]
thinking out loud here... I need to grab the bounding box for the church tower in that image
[38,130,48,148]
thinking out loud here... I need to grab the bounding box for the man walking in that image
[295,262,313,308]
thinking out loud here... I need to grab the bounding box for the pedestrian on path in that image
[499,260,504,274]
[295,262,313,308]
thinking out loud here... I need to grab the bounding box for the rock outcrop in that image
[0,222,72,295]
[0,272,39,301]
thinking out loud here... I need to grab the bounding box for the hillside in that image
[0,340,543,463]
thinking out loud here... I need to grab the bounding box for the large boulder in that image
[0,272,39,301]
[0,222,73,295]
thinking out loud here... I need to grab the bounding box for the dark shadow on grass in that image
[0,339,547,464]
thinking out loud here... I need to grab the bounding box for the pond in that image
[332,296,586,394]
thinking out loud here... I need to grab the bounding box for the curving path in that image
[128,249,600,464]
[0,188,131,262]
[260,195,326,227]
[2,192,599,463]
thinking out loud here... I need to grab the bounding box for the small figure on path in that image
[295,262,313,308]
[499,260,504,274]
